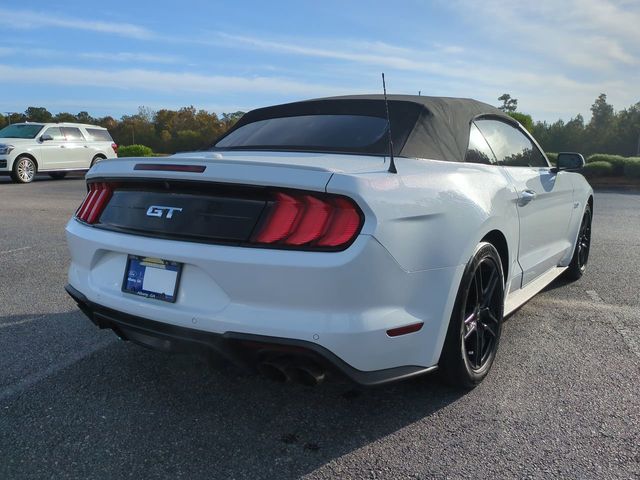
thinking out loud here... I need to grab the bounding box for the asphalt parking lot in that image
[0,175,638,479]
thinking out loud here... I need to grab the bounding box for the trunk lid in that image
[87,150,387,192]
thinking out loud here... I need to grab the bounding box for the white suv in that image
[0,122,118,183]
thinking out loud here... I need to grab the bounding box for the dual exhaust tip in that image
[257,356,326,386]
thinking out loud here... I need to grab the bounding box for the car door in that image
[39,126,69,169]
[475,118,575,287]
[60,127,90,168]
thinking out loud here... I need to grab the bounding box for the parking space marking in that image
[0,337,116,403]
[0,242,67,257]
[0,315,46,329]
[529,293,640,362]
[0,246,32,256]
[586,289,604,303]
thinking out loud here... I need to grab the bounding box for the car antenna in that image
[381,73,397,174]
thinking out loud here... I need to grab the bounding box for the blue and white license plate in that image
[122,255,182,303]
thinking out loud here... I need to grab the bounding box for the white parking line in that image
[0,242,67,257]
[0,246,32,256]
[586,290,639,361]
[526,293,640,361]
[0,337,116,403]
[0,315,46,329]
[586,290,604,303]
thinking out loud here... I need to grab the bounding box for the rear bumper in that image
[66,218,465,371]
[65,284,436,386]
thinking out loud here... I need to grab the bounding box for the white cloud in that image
[0,8,153,39]
[446,0,640,70]
[0,45,182,64]
[79,52,182,64]
[214,32,612,97]
[0,64,352,97]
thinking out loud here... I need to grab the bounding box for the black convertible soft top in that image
[214,95,516,162]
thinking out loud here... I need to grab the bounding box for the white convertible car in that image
[65,95,593,388]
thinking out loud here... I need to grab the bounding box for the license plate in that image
[122,255,182,303]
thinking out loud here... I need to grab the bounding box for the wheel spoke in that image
[486,311,500,325]
[464,312,476,325]
[464,322,477,340]
[475,325,483,368]
[482,321,497,338]
[474,267,483,306]
[483,268,499,306]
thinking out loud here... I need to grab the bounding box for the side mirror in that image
[40,134,53,142]
[553,152,585,172]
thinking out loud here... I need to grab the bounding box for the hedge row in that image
[586,154,639,176]
[544,152,640,179]
[118,144,154,157]
[583,157,640,178]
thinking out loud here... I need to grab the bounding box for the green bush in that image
[118,144,154,157]
[582,161,613,177]
[623,158,640,179]
[586,154,629,175]
[546,152,558,165]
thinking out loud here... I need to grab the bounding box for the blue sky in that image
[1,0,638,122]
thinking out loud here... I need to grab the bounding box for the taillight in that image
[111,143,118,155]
[252,191,363,250]
[75,182,113,224]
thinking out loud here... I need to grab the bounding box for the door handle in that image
[60,145,66,148]
[518,189,537,206]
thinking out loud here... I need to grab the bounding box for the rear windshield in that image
[0,124,44,139]
[214,115,389,153]
[85,128,113,142]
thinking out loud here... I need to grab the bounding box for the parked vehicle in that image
[0,122,118,183]
[64,95,592,388]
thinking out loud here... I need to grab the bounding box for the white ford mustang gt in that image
[65,95,593,388]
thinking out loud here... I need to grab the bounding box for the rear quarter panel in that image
[327,157,521,278]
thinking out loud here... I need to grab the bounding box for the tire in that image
[438,242,505,389]
[90,155,105,167]
[564,204,592,281]
[11,156,37,183]
[48,172,68,180]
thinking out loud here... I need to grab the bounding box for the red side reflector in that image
[134,164,206,173]
[386,322,424,337]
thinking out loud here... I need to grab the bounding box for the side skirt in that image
[504,266,567,316]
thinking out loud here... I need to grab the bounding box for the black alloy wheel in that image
[462,255,502,371]
[439,242,504,389]
[565,204,592,281]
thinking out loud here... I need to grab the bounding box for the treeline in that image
[0,106,245,154]
[513,94,639,157]
[1,93,639,157]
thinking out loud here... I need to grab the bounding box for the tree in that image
[0,113,6,129]
[221,111,245,130]
[586,93,616,154]
[589,94,614,131]
[53,112,77,123]
[25,106,53,122]
[498,94,518,113]
[75,111,95,124]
